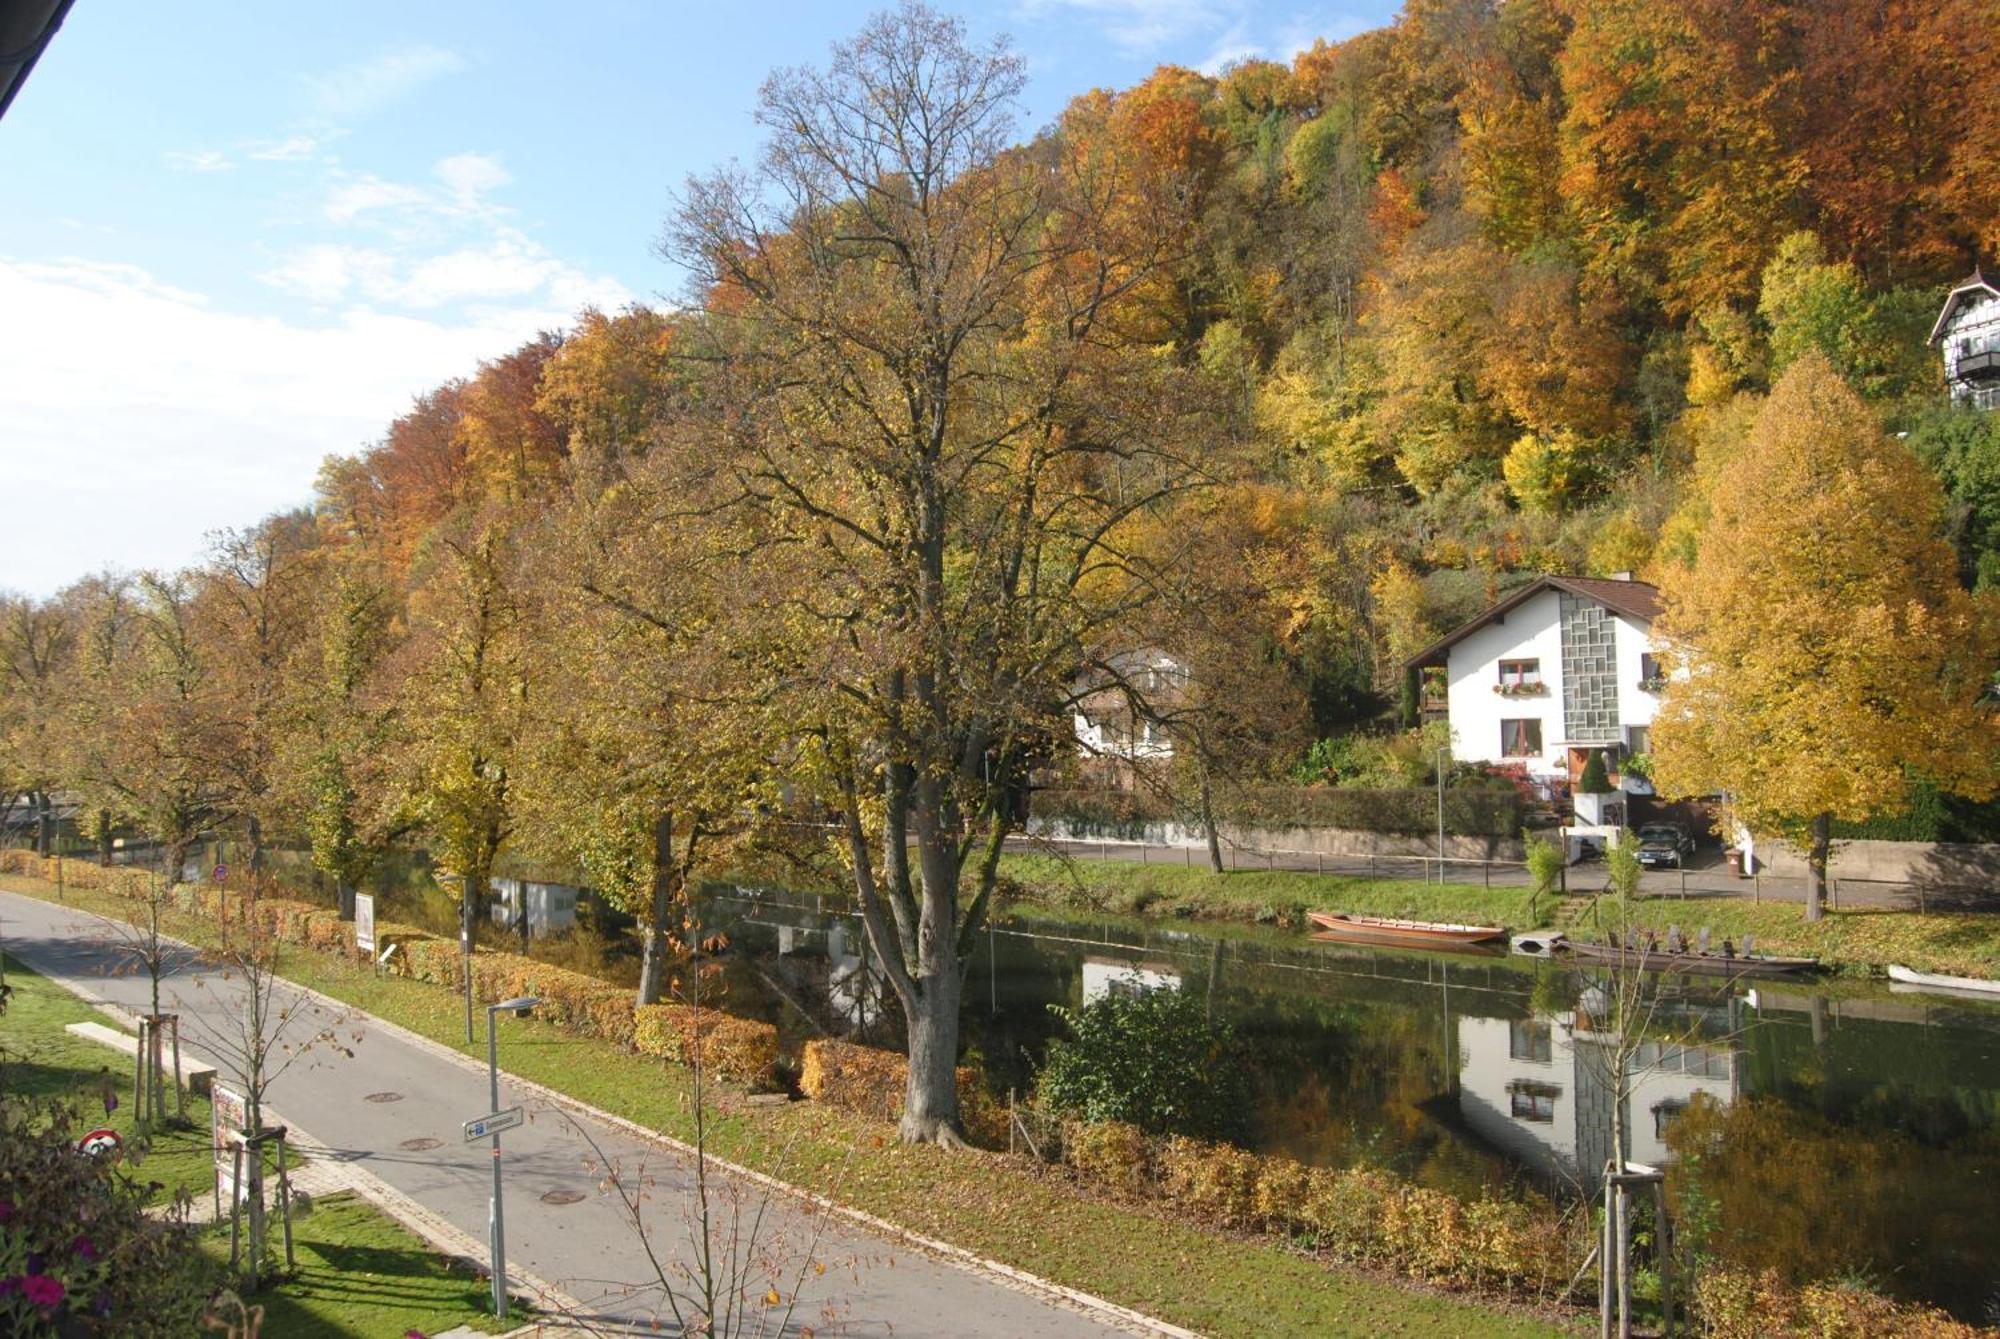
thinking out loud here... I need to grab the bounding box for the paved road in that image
[1003,835,1999,912]
[0,892,1135,1338]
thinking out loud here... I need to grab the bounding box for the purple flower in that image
[72,1235,98,1261]
[22,1274,65,1308]
[0,1276,20,1297]
[94,1290,112,1318]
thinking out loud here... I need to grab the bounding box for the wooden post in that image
[132,1027,148,1134]
[1616,1181,1632,1339]
[229,1142,245,1269]
[277,1136,295,1270]
[1655,1178,1674,1336]
[1599,1172,1615,1339]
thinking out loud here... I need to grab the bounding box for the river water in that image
[692,887,2000,1325]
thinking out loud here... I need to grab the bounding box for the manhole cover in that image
[540,1189,586,1206]
[364,1091,403,1104]
[399,1137,442,1152]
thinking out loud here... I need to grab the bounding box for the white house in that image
[1931,266,2000,412]
[1071,648,1185,768]
[1407,574,1665,787]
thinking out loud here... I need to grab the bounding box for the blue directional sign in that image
[462,1105,524,1142]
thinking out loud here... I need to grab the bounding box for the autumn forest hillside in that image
[314,0,2000,748]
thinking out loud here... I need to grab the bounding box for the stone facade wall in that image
[1558,592,1622,745]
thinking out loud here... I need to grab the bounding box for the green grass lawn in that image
[199,1193,510,1339]
[1,952,510,1338]
[998,852,2000,978]
[2,874,1573,1339]
[999,851,1548,928]
[0,953,220,1204]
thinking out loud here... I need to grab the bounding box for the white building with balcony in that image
[1932,266,2000,411]
[1407,574,1666,787]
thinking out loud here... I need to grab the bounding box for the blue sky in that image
[0,1,1391,595]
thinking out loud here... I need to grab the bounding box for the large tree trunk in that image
[636,812,677,1007]
[899,965,964,1146]
[336,881,356,921]
[1804,812,1830,922]
[95,809,113,866]
[35,791,51,856]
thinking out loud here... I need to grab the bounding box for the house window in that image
[1509,1081,1560,1123]
[1638,653,1664,691]
[1509,1019,1553,1064]
[1498,658,1541,688]
[1626,725,1650,756]
[1653,1099,1690,1139]
[1501,719,1542,758]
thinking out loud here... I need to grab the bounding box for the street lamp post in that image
[486,996,538,1320]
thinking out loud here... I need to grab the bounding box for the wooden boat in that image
[1553,936,1819,979]
[1306,911,1507,949]
[1887,964,2000,998]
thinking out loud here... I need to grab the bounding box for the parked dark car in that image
[1634,822,1695,868]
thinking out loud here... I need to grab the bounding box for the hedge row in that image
[0,850,779,1088]
[1694,1267,1983,1338]
[0,851,155,897]
[634,1003,780,1085]
[800,1039,1006,1145]
[1062,1120,1583,1298]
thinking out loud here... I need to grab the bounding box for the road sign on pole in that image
[212,863,228,884]
[462,1105,524,1142]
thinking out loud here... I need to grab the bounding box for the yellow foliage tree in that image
[1651,354,2000,919]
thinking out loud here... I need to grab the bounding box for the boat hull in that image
[1306,911,1507,948]
[1555,941,1818,979]
[1887,964,2000,997]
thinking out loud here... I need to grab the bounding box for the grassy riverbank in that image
[1,873,1572,1339]
[0,955,510,1337]
[997,853,2000,978]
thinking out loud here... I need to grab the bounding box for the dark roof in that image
[1930,265,2000,345]
[0,0,75,122]
[1405,575,1662,670]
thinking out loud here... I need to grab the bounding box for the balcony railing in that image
[1958,349,2000,383]
[1493,681,1548,697]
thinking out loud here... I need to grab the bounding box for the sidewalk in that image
[0,891,1165,1338]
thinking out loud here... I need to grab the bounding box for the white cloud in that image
[166,149,232,172]
[435,152,510,206]
[260,233,629,313]
[323,152,511,226]
[248,135,323,162]
[0,255,583,596]
[324,175,439,225]
[306,45,466,117]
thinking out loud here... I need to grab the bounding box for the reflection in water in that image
[665,889,2000,1320]
[1457,994,1738,1189]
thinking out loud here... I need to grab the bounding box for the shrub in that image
[582,989,638,1047]
[0,1099,214,1336]
[798,1039,996,1140]
[402,938,463,987]
[1039,984,1248,1141]
[633,1003,778,1085]
[1301,1165,1397,1261]
[1063,1120,1149,1193]
[1157,1136,1261,1227]
[1694,1267,1981,1339]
